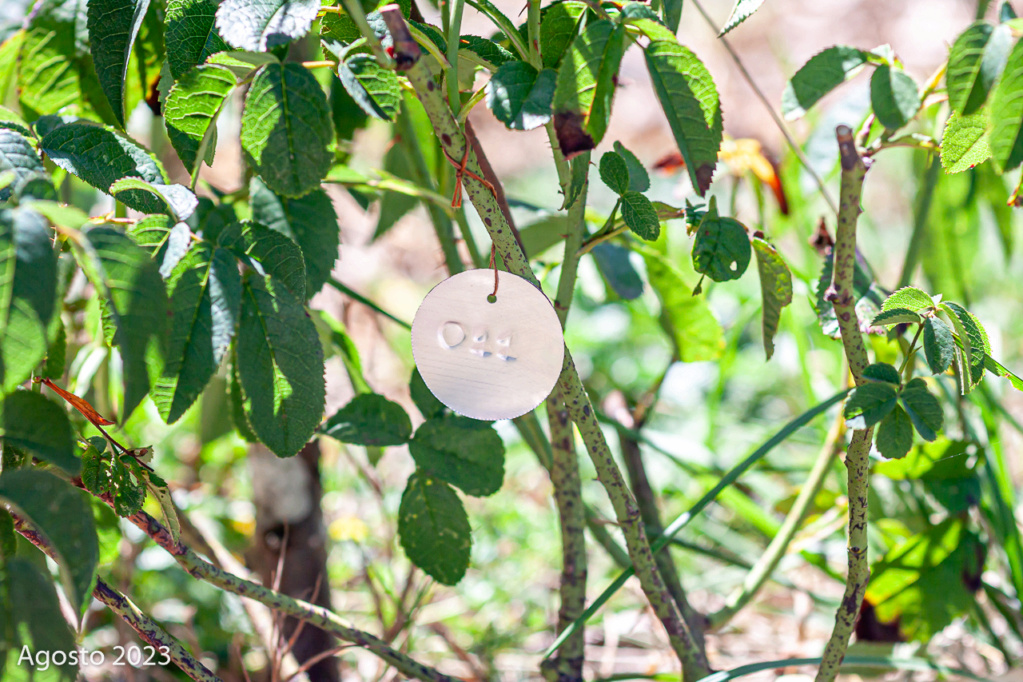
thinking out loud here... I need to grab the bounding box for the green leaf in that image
[39,121,168,213]
[990,38,1023,172]
[6,558,78,680]
[459,35,516,70]
[941,110,991,173]
[537,1,585,69]
[946,22,1012,115]
[241,62,334,197]
[752,237,792,360]
[151,244,241,423]
[166,0,230,79]
[870,65,921,130]
[866,518,982,642]
[620,191,660,240]
[338,54,402,121]
[0,130,45,202]
[409,416,505,497]
[87,0,152,127]
[876,405,914,459]
[0,391,77,474]
[206,50,279,80]
[215,0,320,51]
[620,3,676,43]
[644,40,723,195]
[486,61,557,131]
[613,141,649,192]
[321,393,412,446]
[843,382,898,429]
[862,362,901,385]
[692,200,751,281]
[875,439,982,513]
[0,469,98,617]
[719,0,765,36]
[217,220,306,300]
[229,357,259,441]
[250,178,339,297]
[17,0,89,117]
[236,273,324,458]
[0,208,58,393]
[598,150,630,195]
[0,31,25,109]
[552,20,626,155]
[922,316,954,375]
[899,378,943,441]
[164,63,237,182]
[592,242,643,300]
[410,367,445,419]
[110,178,199,222]
[942,301,987,386]
[782,46,869,119]
[640,247,724,362]
[881,286,934,314]
[663,0,683,34]
[79,225,169,419]
[398,471,471,585]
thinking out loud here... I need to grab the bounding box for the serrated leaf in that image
[164,63,237,181]
[881,286,934,313]
[613,141,649,192]
[946,22,1012,115]
[876,405,914,459]
[459,35,515,70]
[6,558,78,680]
[752,237,792,360]
[110,178,199,222]
[598,150,630,195]
[870,65,921,130]
[645,40,722,195]
[215,0,320,52]
[398,471,471,585]
[620,3,676,42]
[409,416,505,496]
[87,0,152,127]
[862,362,902,385]
[0,31,26,109]
[941,109,991,173]
[591,242,643,300]
[166,0,230,79]
[151,244,241,423]
[0,391,77,474]
[844,382,898,429]
[537,1,585,69]
[0,130,45,202]
[236,273,324,458]
[782,46,869,119]
[899,378,943,441]
[321,393,412,446]
[620,191,660,240]
[241,62,334,197]
[719,0,765,36]
[250,178,339,296]
[990,38,1023,172]
[0,469,98,618]
[0,208,58,393]
[922,316,954,375]
[17,0,89,117]
[229,356,258,441]
[871,307,921,326]
[692,200,751,281]
[78,226,169,419]
[942,301,987,387]
[411,366,445,419]
[552,20,626,155]
[640,247,724,362]
[39,122,168,213]
[338,54,402,121]
[486,61,557,131]
[217,220,306,300]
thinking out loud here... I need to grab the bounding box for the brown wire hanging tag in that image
[488,243,499,303]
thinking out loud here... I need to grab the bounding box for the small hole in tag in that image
[487,294,497,304]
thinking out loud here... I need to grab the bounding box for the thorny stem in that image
[816,126,874,682]
[78,484,459,682]
[13,514,222,682]
[378,6,709,677]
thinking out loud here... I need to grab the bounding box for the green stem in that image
[379,8,707,675]
[815,126,873,682]
[445,0,465,108]
[527,0,543,69]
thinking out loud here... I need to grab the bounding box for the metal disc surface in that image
[411,269,565,421]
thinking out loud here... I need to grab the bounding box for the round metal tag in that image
[411,269,565,421]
